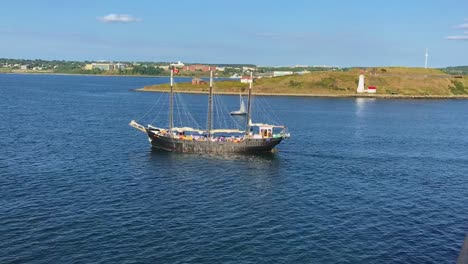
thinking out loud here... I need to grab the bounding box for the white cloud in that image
[446,20,468,40]
[445,35,468,40]
[98,14,142,23]
[251,32,320,41]
[455,23,468,29]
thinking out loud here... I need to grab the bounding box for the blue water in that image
[1,74,467,263]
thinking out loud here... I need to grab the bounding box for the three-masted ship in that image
[130,68,289,153]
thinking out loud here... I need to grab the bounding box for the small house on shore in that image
[192,78,206,85]
[240,76,253,83]
[367,86,377,93]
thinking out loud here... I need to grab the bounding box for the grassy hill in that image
[142,67,468,97]
[442,66,468,75]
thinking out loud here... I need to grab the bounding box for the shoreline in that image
[134,88,468,99]
[4,71,467,99]
[1,71,205,78]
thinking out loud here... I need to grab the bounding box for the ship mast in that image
[245,71,253,135]
[207,69,213,137]
[169,67,174,133]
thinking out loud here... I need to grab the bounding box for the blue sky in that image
[1,0,467,67]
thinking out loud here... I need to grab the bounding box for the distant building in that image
[84,62,121,71]
[240,76,253,83]
[20,65,29,70]
[192,78,206,85]
[256,72,273,78]
[242,66,256,72]
[367,86,377,93]
[170,61,185,68]
[92,63,114,71]
[297,70,310,75]
[273,71,293,77]
[114,63,126,70]
[183,65,216,72]
[216,66,225,72]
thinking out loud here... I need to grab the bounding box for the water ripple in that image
[0,74,467,263]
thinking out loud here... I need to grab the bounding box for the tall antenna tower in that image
[425,48,429,69]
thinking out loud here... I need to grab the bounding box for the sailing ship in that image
[129,68,290,153]
[230,89,247,115]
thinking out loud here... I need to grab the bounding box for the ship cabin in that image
[250,124,286,139]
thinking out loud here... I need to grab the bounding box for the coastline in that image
[0,71,203,78]
[134,88,468,99]
[4,71,467,99]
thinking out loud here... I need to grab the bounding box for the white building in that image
[240,76,253,83]
[273,71,293,77]
[242,66,256,72]
[91,63,114,71]
[170,61,185,68]
[114,63,126,70]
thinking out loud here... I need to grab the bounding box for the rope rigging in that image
[212,83,243,130]
[136,74,284,133]
[135,92,163,122]
[171,82,202,129]
[252,95,282,125]
[149,92,169,126]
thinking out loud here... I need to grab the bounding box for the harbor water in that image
[1,74,467,263]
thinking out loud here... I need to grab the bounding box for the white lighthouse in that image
[357,74,365,93]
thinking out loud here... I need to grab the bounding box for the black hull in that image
[147,133,282,153]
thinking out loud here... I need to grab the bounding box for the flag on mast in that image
[172,67,179,74]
